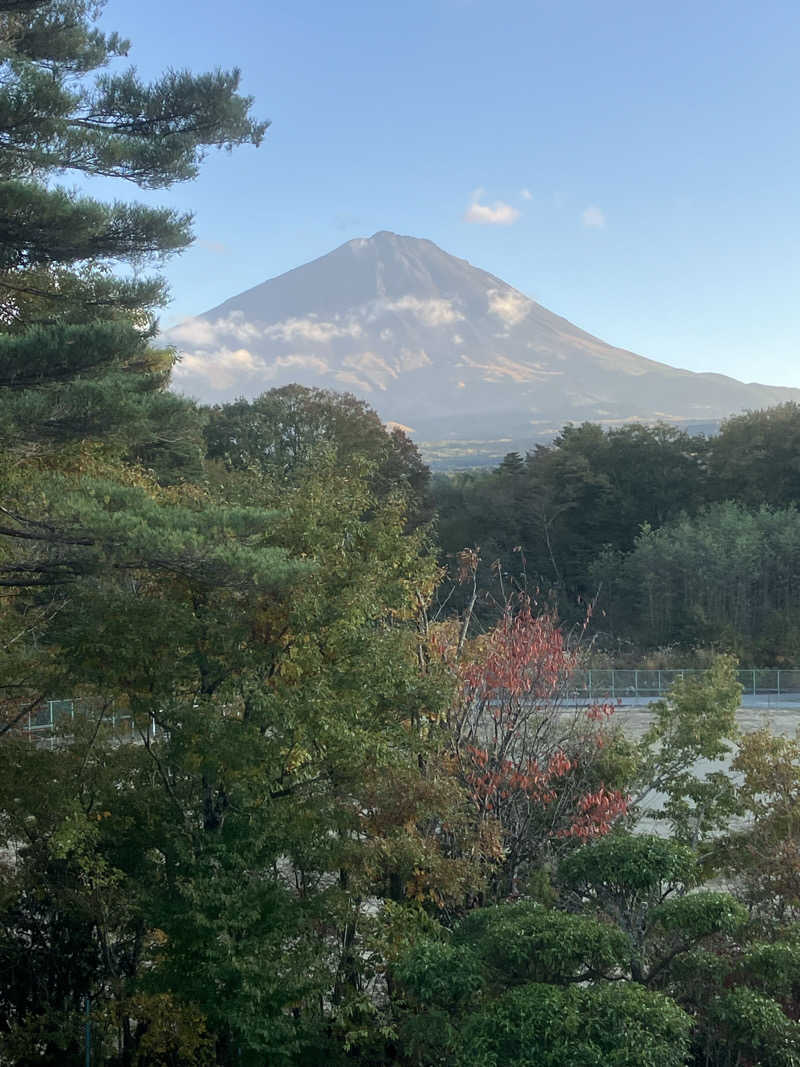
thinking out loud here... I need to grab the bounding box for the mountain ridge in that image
[167,231,800,447]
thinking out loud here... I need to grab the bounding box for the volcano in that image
[167,231,800,447]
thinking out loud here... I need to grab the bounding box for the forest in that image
[433,407,800,664]
[3,2,800,1065]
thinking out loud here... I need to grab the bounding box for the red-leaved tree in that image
[432,571,628,898]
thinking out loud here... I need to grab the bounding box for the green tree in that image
[0,453,467,1063]
[631,656,742,845]
[0,9,468,1029]
[393,901,692,1067]
[592,504,800,660]
[204,385,432,522]
[0,0,265,474]
[0,1,362,1062]
[0,0,276,735]
[431,420,708,620]
[460,981,692,1067]
[558,833,746,984]
[722,728,800,928]
[709,403,800,510]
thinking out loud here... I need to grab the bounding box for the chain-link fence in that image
[13,672,800,738]
[12,699,155,744]
[567,668,800,701]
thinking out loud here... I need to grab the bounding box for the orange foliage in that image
[437,593,628,882]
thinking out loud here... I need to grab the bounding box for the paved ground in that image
[576,694,800,742]
[582,695,800,822]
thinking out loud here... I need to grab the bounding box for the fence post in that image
[778,670,782,698]
[634,669,639,698]
[753,669,756,697]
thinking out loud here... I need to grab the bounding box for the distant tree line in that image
[432,405,800,662]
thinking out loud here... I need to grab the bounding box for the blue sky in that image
[101,0,800,387]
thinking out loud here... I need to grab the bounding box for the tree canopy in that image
[433,410,800,660]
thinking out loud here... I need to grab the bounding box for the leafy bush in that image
[460,981,692,1067]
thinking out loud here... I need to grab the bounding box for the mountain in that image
[166,231,800,455]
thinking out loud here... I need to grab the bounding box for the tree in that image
[0,0,265,469]
[0,0,276,736]
[0,12,466,1040]
[722,728,800,928]
[558,833,746,985]
[459,982,692,1067]
[0,2,343,1061]
[531,420,709,590]
[708,403,800,510]
[630,656,742,845]
[431,586,631,898]
[592,504,800,661]
[0,451,470,1063]
[431,420,708,621]
[203,385,432,522]
[393,901,692,1067]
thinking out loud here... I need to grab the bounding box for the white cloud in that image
[166,312,263,349]
[167,318,221,348]
[582,205,606,228]
[173,347,263,391]
[269,354,330,378]
[520,188,533,201]
[173,348,333,393]
[166,311,363,351]
[460,353,564,384]
[342,351,398,390]
[464,189,520,226]
[459,353,537,383]
[263,316,362,344]
[487,288,532,327]
[335,370,374,392]
[379,295,463,327]
[396,348,432,372]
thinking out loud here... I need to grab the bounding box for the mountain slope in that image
[167,231,800,441]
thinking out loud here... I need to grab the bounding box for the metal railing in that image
[14,671,800,737]
[22,699,132,733]
[16,700,153,743]
[567,668,800,702]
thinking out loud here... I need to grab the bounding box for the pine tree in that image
[0,0,264,467]
[0,0,279,598]
[0,0,294,719]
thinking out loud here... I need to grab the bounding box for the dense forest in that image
[4,3,800,1066]
[433,406,800,663]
